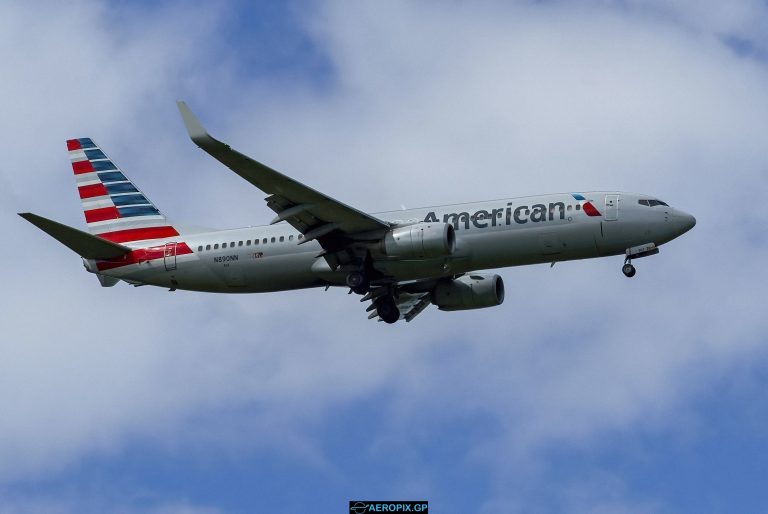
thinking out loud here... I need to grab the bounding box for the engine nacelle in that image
[432,274,505,311]
[382,222,455,259]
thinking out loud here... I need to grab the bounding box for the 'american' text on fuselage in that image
[423,202,569,230]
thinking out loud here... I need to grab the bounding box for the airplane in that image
[19,101,696,323]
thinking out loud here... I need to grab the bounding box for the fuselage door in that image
[164,242,177,271]
[605,194,619,221]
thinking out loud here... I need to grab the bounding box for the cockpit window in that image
[639,199,669,207]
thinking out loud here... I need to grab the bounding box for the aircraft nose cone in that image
[674,211,696,235]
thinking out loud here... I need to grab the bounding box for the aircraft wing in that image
[177,102,390,258]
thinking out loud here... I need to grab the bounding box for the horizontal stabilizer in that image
[96,274,120,287]
[19,212,131,259]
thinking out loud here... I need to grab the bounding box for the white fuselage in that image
[87,192,696,293]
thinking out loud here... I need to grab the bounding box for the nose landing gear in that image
[622,242,659,278]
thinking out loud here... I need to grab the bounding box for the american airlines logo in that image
[423,195,601,230]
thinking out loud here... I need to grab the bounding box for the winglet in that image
[176,100,215,146]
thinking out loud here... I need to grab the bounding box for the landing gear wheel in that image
[622,263,636,278]
[346,271,369,294]
[376,297,400,324]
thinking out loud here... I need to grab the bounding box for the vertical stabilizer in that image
[67,138,180,244]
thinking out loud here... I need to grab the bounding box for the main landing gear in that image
[346,267,400,323]
[375,295,400,324]
[346,271,370,295]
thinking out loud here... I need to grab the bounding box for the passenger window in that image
[575,204,581,210]
[279,236,284,242]
[206,244,211,250]
[254,239,259,245]
[289,235,294,241]
[246,240,251,246]
[230,241,235,247]
[214,244,219,249]
[263,238,267,244]
[567,205,572,211]
[271,237,276,243]
[197,246,202,251]
[238,241,243,247]
[299,234,303,239]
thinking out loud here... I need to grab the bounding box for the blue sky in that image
[1,1,768,513]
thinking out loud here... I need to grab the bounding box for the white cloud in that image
[611,0,768,45]
[2,0,768,512]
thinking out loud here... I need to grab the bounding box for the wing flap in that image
[19,212,131,259]
[397,292,432,322]
[402,294,432,322]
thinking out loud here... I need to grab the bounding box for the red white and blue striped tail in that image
[67,138,180,244]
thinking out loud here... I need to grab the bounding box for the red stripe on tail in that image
[98,226,180,243]
[67,139,82,151]
[78,183,109,199]
[84,206,120,223]
[72,160,94,174]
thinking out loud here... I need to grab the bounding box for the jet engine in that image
[431,274,505,311]
[382,222,455,259]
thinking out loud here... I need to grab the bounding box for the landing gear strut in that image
[622,243,659,278]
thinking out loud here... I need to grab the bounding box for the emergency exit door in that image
[164,242,177,271]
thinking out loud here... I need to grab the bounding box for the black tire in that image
[346,271,365,288]
[376,297,400,324]
[346,271,369,294]
[622,263,636,278]
[352,284,370,295]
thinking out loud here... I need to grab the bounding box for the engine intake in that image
[382,222,455,259]
[432,274,505,311]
